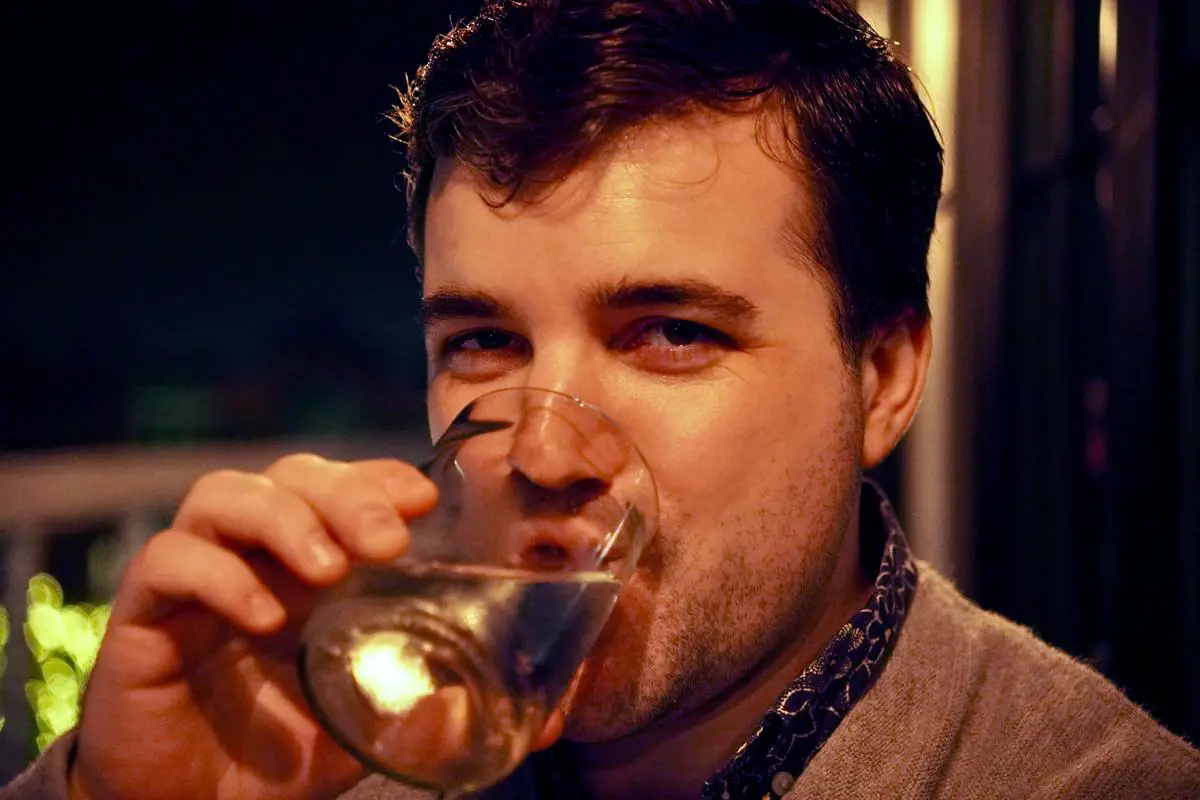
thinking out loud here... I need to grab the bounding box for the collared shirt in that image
[489,480,918,799]
[701,479,918,799]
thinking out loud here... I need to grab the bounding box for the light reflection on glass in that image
[350,632,436,715]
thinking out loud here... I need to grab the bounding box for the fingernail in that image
[249,592,283,626]
[309,539,344,569]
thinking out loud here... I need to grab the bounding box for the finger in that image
[175,469,348,584]
[265,454,411,562]
[351,459,439,515]
[117,529,286,634]
[241,552,335,645]
[370,686,472,781]
[532,708,564,752]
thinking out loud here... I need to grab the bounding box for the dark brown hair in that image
[391,0,943,354]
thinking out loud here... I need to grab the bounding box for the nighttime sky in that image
[4,3,485,447]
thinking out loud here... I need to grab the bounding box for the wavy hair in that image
[391,0,943,353]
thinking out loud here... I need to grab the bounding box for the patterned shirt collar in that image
[700,479,918,800]
[485,480,917,800]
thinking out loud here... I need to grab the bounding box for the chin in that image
[561,699,647,742]
[555,658,649,742]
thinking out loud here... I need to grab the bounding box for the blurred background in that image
[1,0,1197,781]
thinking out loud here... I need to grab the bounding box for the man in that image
[6,1,1199,798]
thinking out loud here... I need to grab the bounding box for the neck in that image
[573,510,873,800]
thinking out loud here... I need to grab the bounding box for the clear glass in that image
[298,387,658,795]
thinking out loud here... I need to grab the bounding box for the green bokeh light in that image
[27,575,63,610]
[6,573,112,753]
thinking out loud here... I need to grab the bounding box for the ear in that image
[860,314,933,469]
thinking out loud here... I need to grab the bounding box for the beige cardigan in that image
[6,562,1199,798]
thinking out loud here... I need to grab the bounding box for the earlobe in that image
[860,315,933,468]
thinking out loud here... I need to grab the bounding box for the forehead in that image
[422,112,816,294]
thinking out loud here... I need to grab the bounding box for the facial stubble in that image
[563,402,865,742]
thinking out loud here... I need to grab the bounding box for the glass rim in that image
[426,384,660,552]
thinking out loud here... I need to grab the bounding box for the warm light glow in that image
[910,0,959,192]
[905,0,960,578]
[857,0,892,39]
[350,632,436,715]
[1099,0,1118,95]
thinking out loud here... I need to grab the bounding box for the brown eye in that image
[439,328,529,379]
[454,329,514,350]
[620,318,734,375]
[661,320,705,346]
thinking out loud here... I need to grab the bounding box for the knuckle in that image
[177,469,268,530]
[262,491,325,541]
[358,500,398,527]
[129,530,178,575]
[189,468,251,499]
[257,485,296,518]
[355,458,421,479]
[265,452,333,480]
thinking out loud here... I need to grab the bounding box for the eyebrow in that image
[421,287,513,326]
[420,278,760,328]
[590,278,760,322]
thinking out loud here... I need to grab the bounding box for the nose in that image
[506,396,620,498]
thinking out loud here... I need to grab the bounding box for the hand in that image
[66,455,443,800]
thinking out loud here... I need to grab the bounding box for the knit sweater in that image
[6,562,1199,798]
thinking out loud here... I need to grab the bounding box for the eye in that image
[449,329,514,352]
[621,319,733,373]
[438,328,529,378]
[654,320,714,347]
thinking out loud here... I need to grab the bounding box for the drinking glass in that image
[298,387,658,795]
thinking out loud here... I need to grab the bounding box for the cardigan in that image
[5,480,1198,799]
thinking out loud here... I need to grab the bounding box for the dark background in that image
[2,0,1198,780]
[3,3,491,450]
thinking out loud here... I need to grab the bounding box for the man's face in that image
[421,112,865,740]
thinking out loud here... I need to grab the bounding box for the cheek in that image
[426,380,517,439]
[627,380,843,498]
[426,381,459,439]
[604,362,857,562]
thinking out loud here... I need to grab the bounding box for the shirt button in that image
[770,771,796,795]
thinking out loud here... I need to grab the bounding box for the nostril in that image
[505,425,616,494]
[567,477,609,510]
[520,541,572,569]
[511,471,609,517]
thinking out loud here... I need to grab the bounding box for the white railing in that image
[0,434,426,779]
